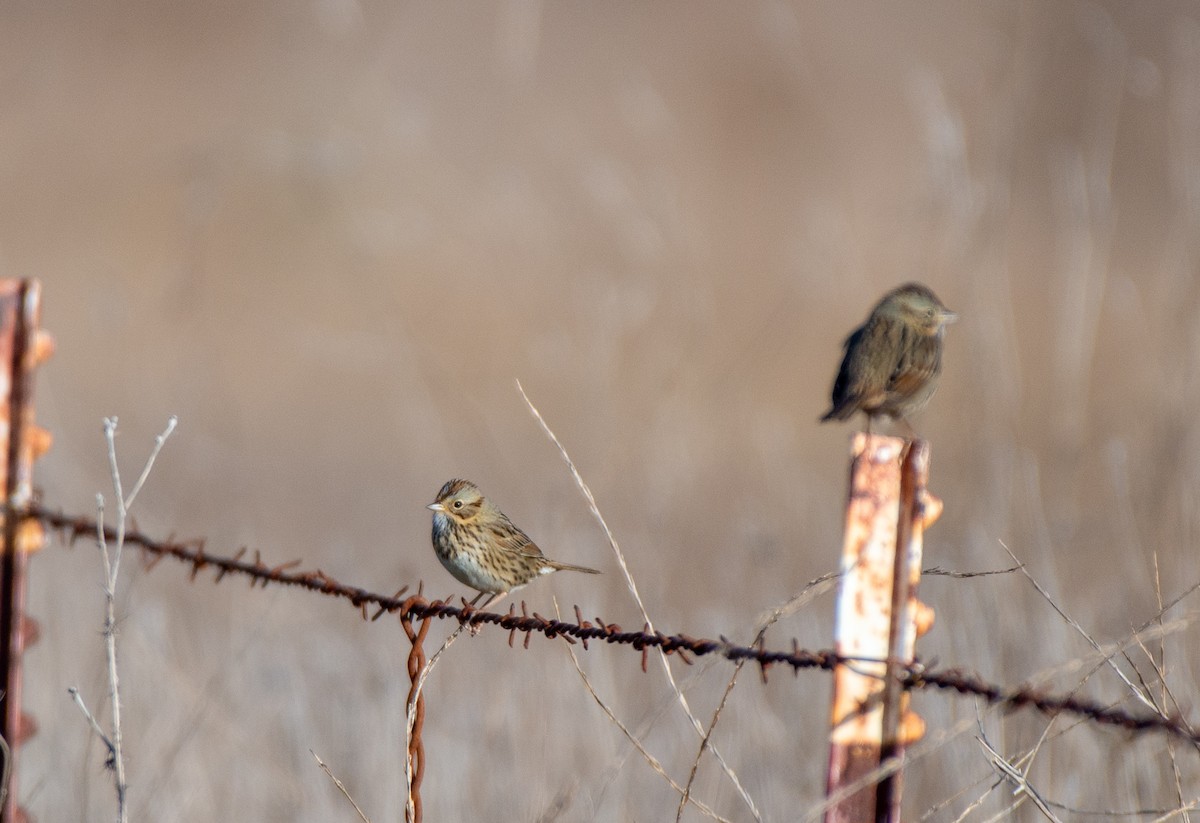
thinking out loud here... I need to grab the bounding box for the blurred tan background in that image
[6,1,1200,819]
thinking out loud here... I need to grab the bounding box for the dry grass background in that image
[3,1,1199,820]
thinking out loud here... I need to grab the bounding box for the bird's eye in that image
[453,500,464,509]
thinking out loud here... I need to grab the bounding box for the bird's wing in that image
[490,516,548,560]
[823,326,872,418]
[846,316,902,408]
[886,329,941,399]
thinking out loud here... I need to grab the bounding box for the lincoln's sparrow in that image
[820,283,956,432]
[428,479,600,611]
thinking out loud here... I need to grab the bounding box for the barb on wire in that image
[26,504,1200,748]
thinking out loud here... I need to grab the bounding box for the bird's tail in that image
[547,560,601,575]
[820,402,855,422]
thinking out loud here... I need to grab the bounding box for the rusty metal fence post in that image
[826,434,940,823]
[0,280,52,823]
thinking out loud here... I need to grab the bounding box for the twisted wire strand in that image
[401,612,429,823]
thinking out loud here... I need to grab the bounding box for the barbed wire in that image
[28,504,1200,747]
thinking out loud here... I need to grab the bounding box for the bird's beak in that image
[940,310,959,325]
[427,502,445,512]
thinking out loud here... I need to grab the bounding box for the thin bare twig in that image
[517,379,762,822]
[944,612,1200,823]
[554,602,732,823]
[922,564,1021,578]
[76,416,179,823]
[312,750,372,823]
[67,687,114,762]
[122,416,177,513]
[1154,801,1200,823]
[999,540,1155,712]
[977,734,1063,823]
[1153,551,1192,820]
[677,572,839,822]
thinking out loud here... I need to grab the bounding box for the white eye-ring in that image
[453,500,464,509]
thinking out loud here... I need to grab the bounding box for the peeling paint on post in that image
[825,433,940,823]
